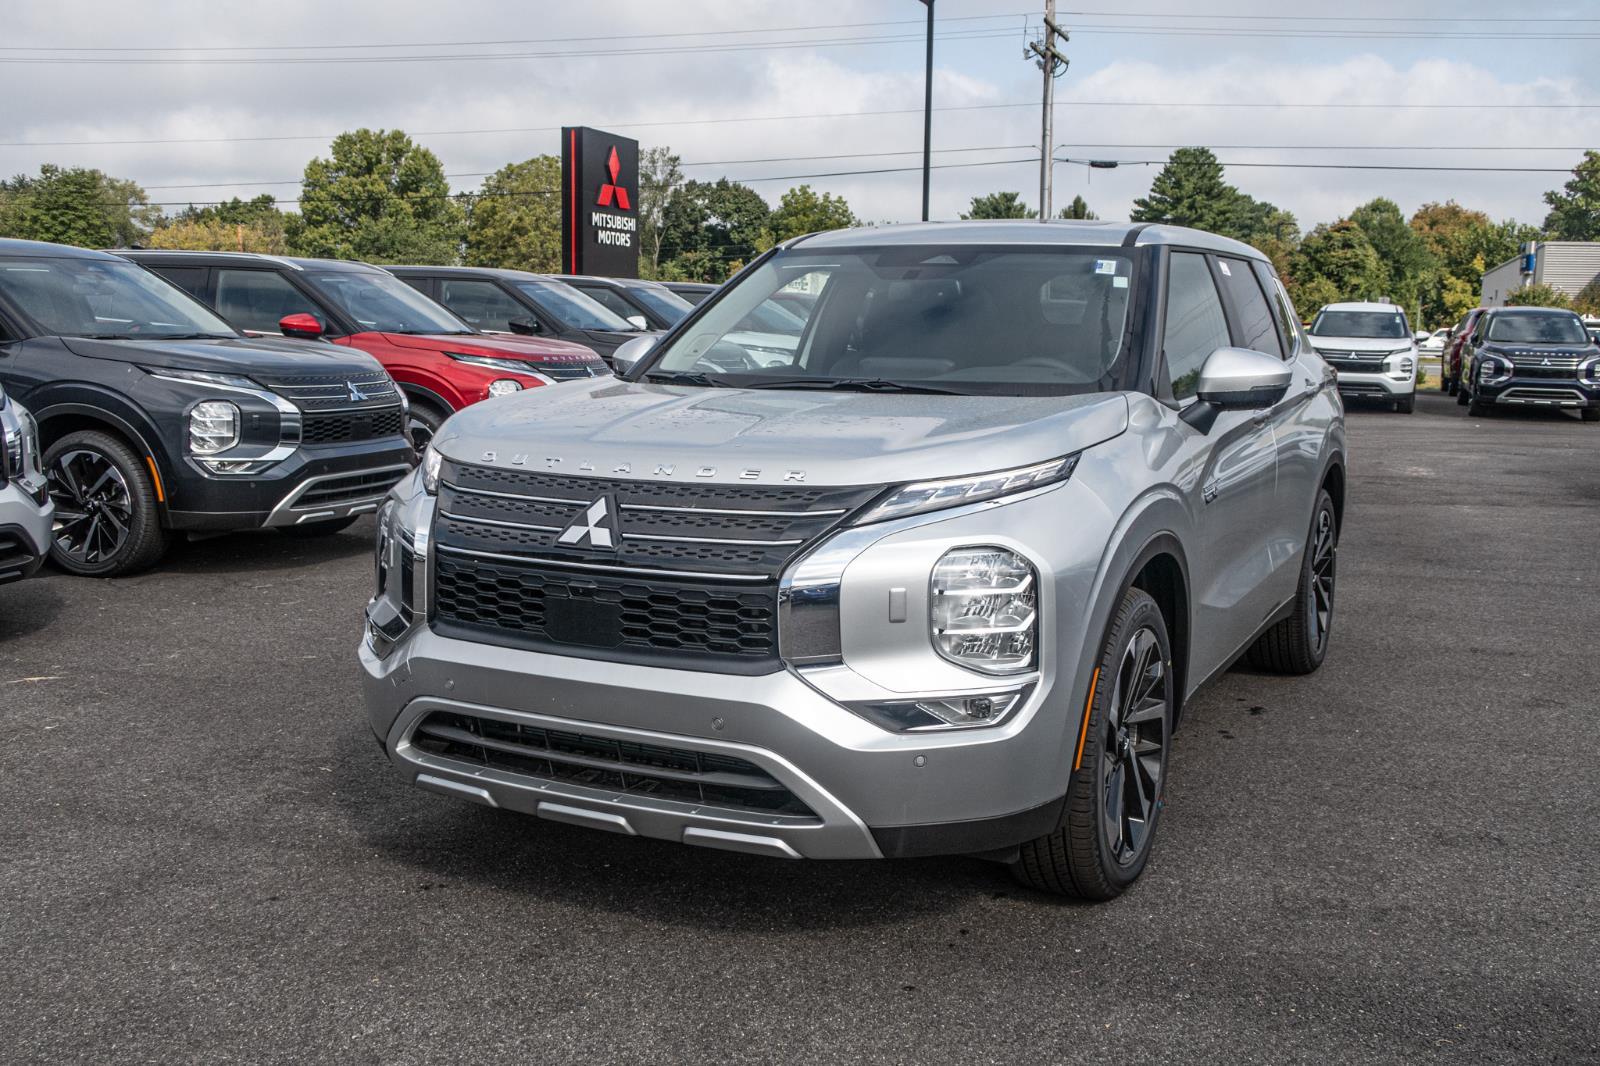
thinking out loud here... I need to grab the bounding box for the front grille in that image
[538,363,607,381]
[429,463,883,671]
[1506,352,1583,370]
[302,407,404,444]
[1511,365,1583,381]
[411,710,818,818]
[295,468,407,509]
[259,371,400,410]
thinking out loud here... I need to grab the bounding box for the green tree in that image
[1573,276,1600,317]
[768,184,856,242]
[1542,151,1600,241]
[463,156,561,271]
[150,194,287,253]
[960,191,1035,219]
[637,146,683,279]
[1129,148,1240,232]
[1058,194,1096,220]
[659,178,770,282]
[1506,282,1572,308]
[0,164,158,247]
[289,129,465,263]
[1287,220,1386,311]
[1409,201,1539,327]
[1349,197,1434,323]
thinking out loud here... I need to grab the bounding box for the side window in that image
[153,266,208,304]
[1215,257,1282,357]
[397,276,434,298]
[1251,261,1300,358]
[214,269,321,334]
[1471,314,1488,344]
[438,280,526,333]
[578,285,642,322]
[1163,252,1232,400]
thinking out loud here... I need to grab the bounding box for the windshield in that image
[737,299,807,335]
[0,257,235,339]
[644,247,1136,395]
[1486,312,1590,345]
[310,270,469,334]
[1310,309,1409,339]
[626,284,692,325]
[514,280,634,331]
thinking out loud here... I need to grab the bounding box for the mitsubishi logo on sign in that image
[562,126,640,277]
[557,495,620,551]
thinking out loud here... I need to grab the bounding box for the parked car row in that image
[1435,305,1600,419]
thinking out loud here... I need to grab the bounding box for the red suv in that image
[121,251,609,451]
[1441,308,1486,396]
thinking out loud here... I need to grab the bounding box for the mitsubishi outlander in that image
[361,222,1346,899]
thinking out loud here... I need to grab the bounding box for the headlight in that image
[447,352,536,374]
[930,546,1038,675]
[1,419,19,483]
[1479,356,1512,386]
[855,456,1077,525]
[487,379,522,397]
[144,366,260,390]
[1580,356,1600,384]
[189,401,240,455]
[421,443,442,494]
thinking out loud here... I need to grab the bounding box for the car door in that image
[1164,250,1283,673]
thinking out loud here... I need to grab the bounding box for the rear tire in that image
[277,517,359,537]
[1012,586,1173,901]
[1456,384,1469,405]
[43,430,168,577]
[1247,489,1337,675]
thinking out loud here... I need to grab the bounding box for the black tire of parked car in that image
[1467,394,1491,417]
[1394,394,1415,414]
[1012,585,1172,901]
[1582,409,1600,423]
[1246,488,1337,675]
[42,429,169,577]
[277,517,360,537]
[1439,373,1450,393]
[405,398,447,459]
[1457,386,1471,406]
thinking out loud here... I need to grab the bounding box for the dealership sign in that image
[562,127,640,277]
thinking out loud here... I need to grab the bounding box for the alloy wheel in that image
[1101,626,1168,866]
[48,448,134,565]
[1308,507,1337,654]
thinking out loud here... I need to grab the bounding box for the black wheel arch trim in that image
[33,400,174,519]
[399,383,453,416]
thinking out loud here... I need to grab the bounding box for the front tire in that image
[1581,408,1600,423]
[1394,394,1415,414]
[405,399,447,459]
[1013,586,1172,900]
[1467,394,1491,417]
[1247,489,1337,675]
[43,430,168,577]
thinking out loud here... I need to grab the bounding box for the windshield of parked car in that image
[1486,311,1590,345]
[737,299,807,335]
[642,247,1136,395]
[308,270,470,334]
[1309,309,1409,339]
[514,280,634,331]
[0,256,235,339]
[625,284,693,325]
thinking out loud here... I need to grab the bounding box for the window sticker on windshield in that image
[1113,276,1128,288]
[1217,260,1232,276]
[1094,259,1117,275]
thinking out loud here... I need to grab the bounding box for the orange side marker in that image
[145,456,165,503]
[1073,667,1100,771]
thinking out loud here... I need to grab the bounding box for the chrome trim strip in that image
[623,532,803,547]
[264,464,411,527]
[439,510,561,534]
[622,502,848,518]
[439,481,585,507]
[434,543,769,582]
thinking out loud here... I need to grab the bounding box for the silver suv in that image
[361,222,1346,899]
[0,383,51,587]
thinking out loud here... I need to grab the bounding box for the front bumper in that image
[1474,375,1600,409]
[1332,369,1415,399]
[165,438,414,530]
[0,486,51,586]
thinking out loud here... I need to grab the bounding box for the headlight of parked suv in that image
[189,401,240,455]
[1479,355,1513,386]
[1580,356,1600,385]
[930,546,1038,675]
[854,455,1078,525]
[421,442,443,494]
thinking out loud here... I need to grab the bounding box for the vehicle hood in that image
[59,334,384,376]
[434,378,1129,488]
[1307,335,1413,354]
[379,332,603,365]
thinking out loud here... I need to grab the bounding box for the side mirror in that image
[1413,330,1429,344]
[626,314,649,331]
[610,334,658,376]
[1180,347,1292,433]
[507,317,540,336]
[279,312,324,339]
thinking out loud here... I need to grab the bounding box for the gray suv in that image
[0,383,51,586]
[361,221,1346,899]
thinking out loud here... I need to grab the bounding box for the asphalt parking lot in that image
[2,389,1597,1065]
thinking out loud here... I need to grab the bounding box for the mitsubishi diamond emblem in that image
[557,494,620,550]
[347,380,369,402]
[1542,357,1552,367]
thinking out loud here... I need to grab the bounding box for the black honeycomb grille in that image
[302,407,404,444]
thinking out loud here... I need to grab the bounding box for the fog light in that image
[849,686,1032,732]
[487,379,522,397]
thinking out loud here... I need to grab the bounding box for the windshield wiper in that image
[736,376,965,395]
[643,370,733,387]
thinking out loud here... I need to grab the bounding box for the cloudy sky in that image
[2,0,1597,232]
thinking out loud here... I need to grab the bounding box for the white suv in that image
[1307,301,1419,413]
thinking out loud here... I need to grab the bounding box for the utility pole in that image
[920,0,934,222]
[1027,3,1069,220]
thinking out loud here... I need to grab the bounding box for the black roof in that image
[0,238,122,261]
[116,249,383,273]
[555,274,672,291]
[385,264,558,282]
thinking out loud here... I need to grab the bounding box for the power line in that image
[1061,9,1600,23]
[1065,23,1600,40]
[1058,157,1578,173]
[0,13,1028,52]
[1060,143,1600,152]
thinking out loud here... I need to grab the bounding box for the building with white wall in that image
[1481,241,1600,306]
